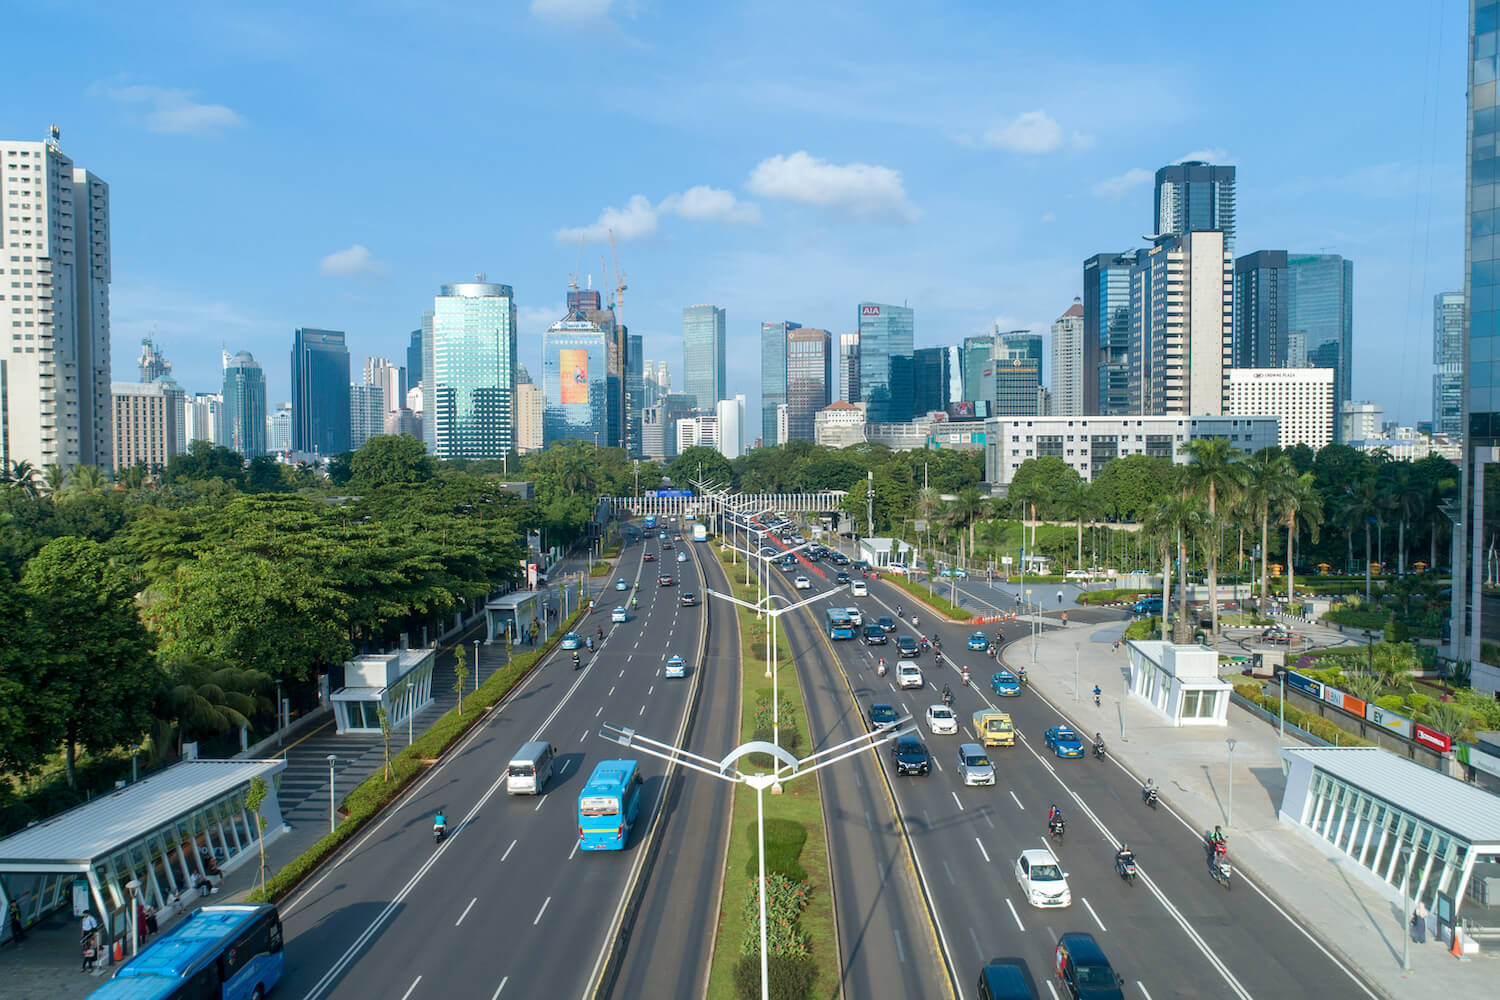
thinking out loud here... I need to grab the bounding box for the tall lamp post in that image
[721,519,815,624]
[326,754,338,833]
[1400,847,1414,971]
[600,716,913,1000]
[473,638,481,694]
[1225,738,1238,827]
[126,878,142,956]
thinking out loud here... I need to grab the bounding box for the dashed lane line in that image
[1004,898,1025,932]
[975,837,990,863]
[455,897,477,927]
[532,896,551,926]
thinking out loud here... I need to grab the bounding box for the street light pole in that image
[276,678,284,746]
[126,878,142,957]
[1279,671,1286,737]
[327,754,338,833]
[474,639,480,694]
[1226,738,1237,827]
[1400,848,1413,971]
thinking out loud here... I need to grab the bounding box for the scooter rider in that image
[1143,777,1158,805]
[1093,732,1106,756]
[1115,843,1135,873]
[433,812,448,838]
[960,665,971,686]
[942,683,953,706]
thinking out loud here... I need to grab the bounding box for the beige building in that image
[111,379,183,473]
[515,382,544,452]
[814,400,867,448]
[1227,367,1335,451]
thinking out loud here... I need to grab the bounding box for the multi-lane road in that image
[274,530,713,999]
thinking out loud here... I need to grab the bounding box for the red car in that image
[658,575,674,587]
[644,552,655,562]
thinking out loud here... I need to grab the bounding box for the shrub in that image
[733,954,817,1000]
[752,696,802,754]
[745,819,808,883]
[739,873,811,958]
[589,562,611,577]
[1123,617,1159,641]
[1232,682,1371,746]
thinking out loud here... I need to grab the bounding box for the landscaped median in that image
[247,600,587,903]
[706,548,837,1000]
[880,571,971,621]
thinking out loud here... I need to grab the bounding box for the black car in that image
[836,572,850,584]
[868,702,899,731]
[877,615,897,633]
[892,736,930,776]
[833,553,851,566]
[1055,933,1124,999]
[644,552,656,562]
[863,624,887,645]
[679,593,698,607]
[896,635,920,657]
[662,541,673,550]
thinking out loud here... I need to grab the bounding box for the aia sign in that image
[861,305,881,317]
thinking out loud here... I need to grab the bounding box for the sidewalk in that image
[1013,617,1497,1000]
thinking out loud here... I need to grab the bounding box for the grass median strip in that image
[882,572,970,620]
[705,549,837,1000]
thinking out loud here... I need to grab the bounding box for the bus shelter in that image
[0,758,286,945]
[486,591,547,644]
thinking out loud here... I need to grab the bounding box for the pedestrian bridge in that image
[600,491,847,519]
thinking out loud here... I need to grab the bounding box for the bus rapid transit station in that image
[0,758,285,947]
[1278,746,1500,949]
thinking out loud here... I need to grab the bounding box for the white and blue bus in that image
[825,608,855,640]
[88,903,283,1000]
[578,759,644,851]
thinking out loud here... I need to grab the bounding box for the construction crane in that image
[568,235,584,293]
[608,227,627,324]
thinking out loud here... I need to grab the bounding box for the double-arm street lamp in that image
[720,527,816,620]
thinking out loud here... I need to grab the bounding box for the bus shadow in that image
[283,901,404,994]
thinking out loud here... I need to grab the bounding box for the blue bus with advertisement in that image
[87,903,283,1000]
[825,608,855,640]
[578,759,644,850]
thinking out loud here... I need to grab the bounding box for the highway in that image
[274,529,711,1000]
[789,551,1384,998]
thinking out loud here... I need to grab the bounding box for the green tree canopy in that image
[1007,457,1083,517]
[1089,455,1171,522]
[348,434,438,491]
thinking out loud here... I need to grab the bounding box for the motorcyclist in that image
[960,666,971,687]
[919,636,930,651]
[1048,804,1061,824]
[572,650,581,667]
[1093,732,1106,756]
[877,656,886,676]
[942,683,953,706]
[912,615,920,629]
[596,626,604,641]
[1093,684,1102,706]
[1143,777,1158,804]
[1115,844,1135,872]
[896,604,903,618]
[933,635,942,651]
[433,812,447,836]
[632,596,638,608]
[586,636,595,651]
[1210,825,1227,857]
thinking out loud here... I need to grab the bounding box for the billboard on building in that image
[1321,684,1366,719]
[560,348,589,405]
[1364,703,1413,738]
[1413,723,1453,753]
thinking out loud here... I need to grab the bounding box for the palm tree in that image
[1343,476,1382,602]
[1422,701,1471,743]
[975,518,1007,571]
[6,460,40,499]
[914,485,941,552]
[1342,669,1383,705]
[1183,438,1248,638]
[1281,473,1324,605]
[67,464,108,495]
[1422,472,1458,571]
[950,486,987,557]
[1059,480,1093,573]
[1145,487,1210,643]
[42,463,66,496]
[1244,453,1295,613]
[152,656,273,758]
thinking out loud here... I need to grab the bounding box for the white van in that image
[506,740,557,795]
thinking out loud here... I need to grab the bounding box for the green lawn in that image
[882,572,970,620]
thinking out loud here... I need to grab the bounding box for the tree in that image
[1057,480,1093,572]
[950,486,987,555]
[0,576,48,776]
[1281,473,1324,605]
[348,435,437,491]
[1145,491,1209,643]
[1342,476,1381,602]
[1089,455,1171,522]
[6,460,41,500]
[453,644,469,716]
[21,536,157,788]
[1244,452,1295,613]
[246,775,269,900]
[152,656,271,758]
[162,440,246,488]
[377,705,392,782]
[1007,457,1082,517]
[1183,438,1247,638]
[42,463,66,496]
[666,446,734,491]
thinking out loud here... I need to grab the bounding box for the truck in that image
[692,523,707,542]
[972,710,1015,748]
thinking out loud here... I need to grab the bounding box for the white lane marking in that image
[399,976,422,1000]
[455,897,477,927]
[975,837,990,863]
[559,759,571,775]
[533,896,551,926]
[579,730,587,743]
[968,926,984,959]
[932,757,943,773]
[1081,896,1107,932]
[501,839,516,862]
[983,811,995,829]
[1005,898,1025,932]
[1137,984,1154,1000]
[568,840,580,860]
[942,860,955,885]
[491,977,508,999]
[533,796,545,812]
[888,681,896,691]
[951,791,965,812]
[595,706,602,717]
[893,928,905,962]
[608,686,615,698]
[648,685,654,696]
[639,703,646,716]
[619,669,625,678]
[1045,981,1059,1000]
[1010,791,1025,810]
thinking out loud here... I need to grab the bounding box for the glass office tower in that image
[429,280,517,459]
[290,328,351,456]
[1287,254,1355,435]
[1434,291,1464,436]
[683,304,726,410]
[913,346,950,415]
[221,351,267,459]
[761,321,800,447]
[857,302,915,422]
[1233,251,1291,369]
[542,320,607,446]
[1083,252,1140,415]
[1154,161,1236,251]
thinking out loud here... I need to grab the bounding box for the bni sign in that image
[861,305,881,317]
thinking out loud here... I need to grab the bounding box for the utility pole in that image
[866,470,874,538]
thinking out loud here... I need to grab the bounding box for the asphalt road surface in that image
[275,532,708,1000]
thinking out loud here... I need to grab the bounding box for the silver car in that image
[957,743,995,786]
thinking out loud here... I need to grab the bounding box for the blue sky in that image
[2,0,1468,428]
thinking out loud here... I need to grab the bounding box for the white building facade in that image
[1228,367,1335,451]
[349,382,385,450]
[1049,298,1085,417]
[514,382,544,452]
[1130,231,1232,417]
[1341,401,1384,442]
[814,400,866,448]
[714,394,746,460]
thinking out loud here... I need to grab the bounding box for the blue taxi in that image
[1044,726,1085,758]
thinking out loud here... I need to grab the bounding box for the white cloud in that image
[530,0,613,22]
[1092,167,1153,198]
[519,303,567,334]
[95,84,244,136]
[556,195,659,243]
[1040,211,1056,223]
[1177,147,1231,164]
[319,244,389,278]
[658,186,761,225]
[747,151,918,223]
[983,111,1064,154]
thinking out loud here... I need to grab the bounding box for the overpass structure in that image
[600,490,847,520]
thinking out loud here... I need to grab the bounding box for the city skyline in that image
[0,2,1463,432]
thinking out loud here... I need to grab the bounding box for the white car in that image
[794,576,811,590]
[850,580,868,597]
[610,606,627,623]
[677,551,688,562]
[897,661,923,689]
[1015,848,1071,908]
[845,607,863,626]
[925,704,958,735]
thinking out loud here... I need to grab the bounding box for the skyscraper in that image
[983,338,1043,417]
[1082,252,1140,415]
[1050,298,1085,417]
[785,328,833,442]
[542,319,607,446]
[349,383,385,450]
[222,351,267,459]
[1233,251,1291,369]
[364,356,406,413]
[683,304,727,410]
[760,320,801,447]
[429,279,518,459]
[913,346,951,415]
[626,332,644,456]
[420,309,436,453]
[1154,160,1237,251]
[715,394,747,460]
[0,134,112,472]
[407,329,423,390]
[1286,253,1355,435]
[1434,290,1464,436]
[838,333,861,403]
[291,328,351,455]
[857,302,915,422]
[1129,231,1232,416]
[138,338,171,382]
[961,334,995,405]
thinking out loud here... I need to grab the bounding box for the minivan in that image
[957,743,995,786]
[506,740,557,795]
[1131,595,1163,616]
[977,960,1038,999]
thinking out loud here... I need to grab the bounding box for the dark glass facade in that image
[761,321,800,446]
[785,328,832,443]
[683,304,726,411]
[1286,254,1354,435]
[913,346,950,415]
[407,329,422,390]
[1154,161,1236,250]
[222,351,267,459]
[1434,291,1464,435]
[291,328,351,456]
[1233,250,1290,369]
[542,322,607,446]
[857,302,914,422]
[1083,252,1139,414]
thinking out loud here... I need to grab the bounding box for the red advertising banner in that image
[1412,723,1453,753]
[1321,685,1367,719]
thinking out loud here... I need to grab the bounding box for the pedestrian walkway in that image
[1011,618,1498,999]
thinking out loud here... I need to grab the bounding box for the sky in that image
[2,0,1470,429]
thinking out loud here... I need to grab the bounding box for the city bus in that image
[643,514,657,530]
[578,759,644,851]
[87,903,283,1000]
[825,608,856,640]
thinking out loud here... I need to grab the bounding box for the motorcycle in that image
[942,687,953,708]
[960,667,971,687]
[1018,668,1028,685]
[1204,831,1229,863]
[1093,740,1107,761]
[433,823,447,844]
[1142,785,1159,808]
[1048,816,1066,841]
[1115,853,1138,885]
[1093,687,1101,707]
[877,658,887,677]
[572,652,582,670]
[1210,856,1232,890]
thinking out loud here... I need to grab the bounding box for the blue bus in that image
[825,608,855,640]
[88,903,283,1000]
[578,759,644,851]
[643,514,657,530]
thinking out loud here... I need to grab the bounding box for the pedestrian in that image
[8,899,24,943]
[143,902,158,937]
[1113,640,1121,654]
[1061,611,1068,627]
[81,930,97,971]
[1057,589,1064,606]
[1412,901,1428,943]
[80,910,98,941]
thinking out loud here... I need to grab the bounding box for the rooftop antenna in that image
[46,124,60,152]
[474,272,487,283]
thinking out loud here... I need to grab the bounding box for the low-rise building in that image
[814,400,866,448]
[1228,367,1335,451]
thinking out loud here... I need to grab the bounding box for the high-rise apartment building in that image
[291,328,351,455]
[349,383,385,450]
[1434,290,1464,436]
[1050,299,1085,417]
[785,328,833,442]
[1233,251,1291,369]
[1154,160,1237,251]
[1286,253,1354,437]
[363,357,406,413]
[185,393,223,448]
[111,379,184,472]
[838,332,861,403]
[268,402,291,453]
[407,329,423,390]
[1341,401,1384,442]
[420,309,436,453]
[138,338,171,382]
[1228,368,1335,451]
[913,346,950,415]
[1082,252,1140,415]
[715,394,746,460]
[222,351,267,459]
[760,320,801,447]
[429,280,518,459]
[0,135,112,472]
[542,319,607,446]
[1129,231,1232,416]
[514,382,544,452]
[857,302,914,422]
[683,304,726,410]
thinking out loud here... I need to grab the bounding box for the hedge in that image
[882,573,969,620]
[1232,681,1372,746]
[247,605,587,903]
[1077,587,1150,605]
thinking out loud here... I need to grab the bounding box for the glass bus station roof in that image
[0,758,286,870]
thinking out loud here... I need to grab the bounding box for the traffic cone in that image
[1451,926,1463,958]
[112,939,123,962]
